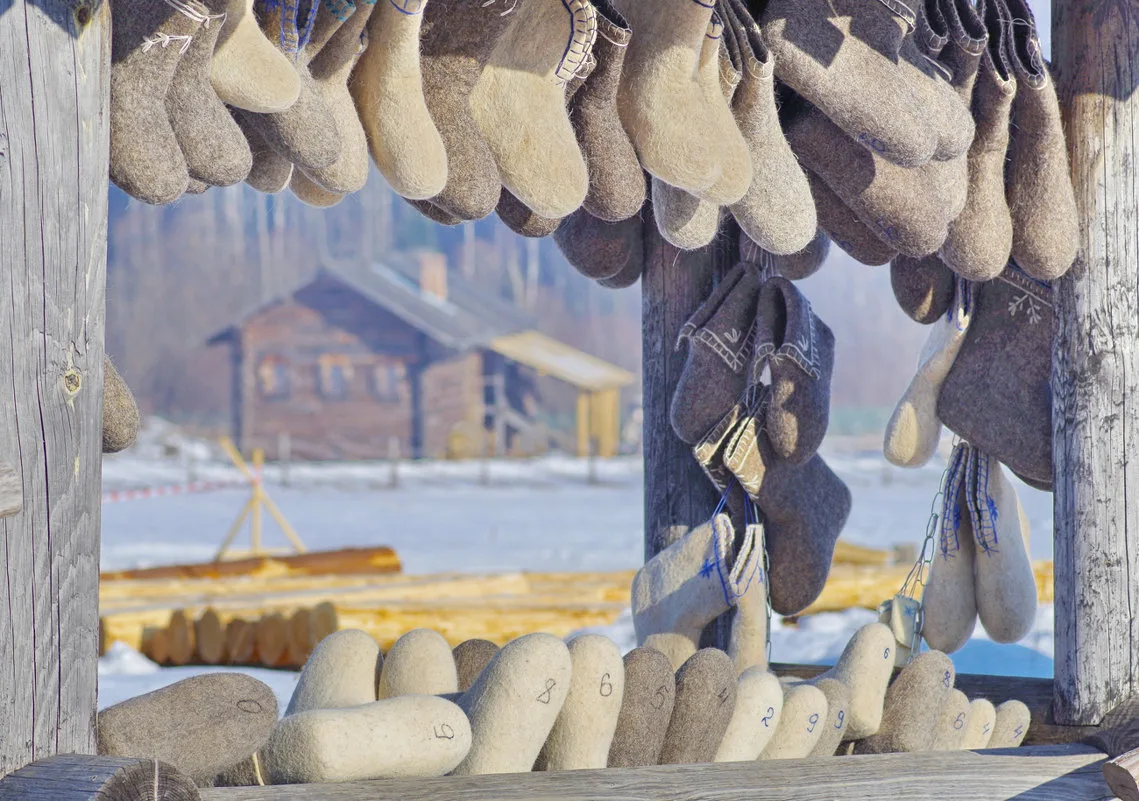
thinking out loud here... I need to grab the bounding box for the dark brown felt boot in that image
[453,639,500,693]
[1001,0,1078,281]
[937,265,1054,489]
[235,110,294,193]
[497,191,563,239]
[854,650,955,754]
[166,1,252,188]
[670,265,761,445]
[740,229,831,282]
[914,0,948,58]
[659,648,738,765]
[752,277,834,464]
[608,647,676,768]
[890,254,957,324]
[98,673,279,786]
[939,0,988,100]
[554,203,646,282]
[572,0,645,222]
[109,0,198,204]
[406,197,464,226]
[103,356,141,454]
[807,171,898,266]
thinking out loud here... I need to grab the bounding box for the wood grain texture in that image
[0,463,20,518]
[1103,746,1139,801]
[1087,696,1139,758]
[1051,0,1139,726]
[0,0,109,777]
[0,754,199,801]
[197,745,1111,801]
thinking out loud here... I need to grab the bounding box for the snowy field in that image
[97,420,1057,711]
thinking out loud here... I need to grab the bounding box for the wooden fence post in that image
[1051,3,1139,725]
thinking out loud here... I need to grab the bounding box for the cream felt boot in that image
[649,177,722,252]
[714,667,783,762]
[804,677,852,757]
[609,0,724,192]
[692,13,752,207]
[451,632,573,775]
[817,623,896,741]
[920,441,979,654]
[883,277,972,468]
[378,628,460,699]
[236,111,294,193]
[350,0,447,199]
[807,170,898,267]
[211,0,302,113]
[454,639,500,693]
[890,254,957,325]
[608,647,676,768]
[290,169,345,207]
[659,648,738,765]
[967,450,1037,644]
[931,688,971,750]
[854,649,955,754]
[285,629,381,716]
[759,682,828,759]
[961,698,996,749]
[988,699,1030,748]
[534,634,625,771]
[262,695,472,783]
[467,0,596,219]
[727,521,768,673]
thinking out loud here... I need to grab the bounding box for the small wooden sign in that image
[0,462,21,519]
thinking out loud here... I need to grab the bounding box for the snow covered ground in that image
[97,420,1057,710]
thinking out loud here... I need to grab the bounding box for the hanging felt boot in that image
[853,649,956,754]
[920,441,980,654]
[913,0,948,57]
[285,629,381,715]
[553,204,647,282]
[759,681,829,759]
[890,254,957,324]
[930,688,971,750]
[350,0,447,200]
[714,667,784,762]
[1001,0,1078,281]
[883,276,973,468]
[940,0,1017,282]
[103,356,141,454]
[290,169,345,207]
[210,0,302,113]
[451,633,573,775]
[468,0,596,220]
[967,449,1037,644]
[453,639,500,693]
[692,10,752,208]
[752,276,834,464]
[235,110,294,193]
[534,634,625,771]
[166,0,253,188]
[961,698,997,749]
[377,628,460,698]
[727,515,769,673]
[571,0,645,222]
[815,623,896,741]
[936,265,1054,488]
[609,0,725,192]
[988,699,1030,748]
[670,264,760,445]
[807,171,899,267]
[658,648,738,765]
[607,647,676,768]
[741,229,830,282]
[109,0,199,204]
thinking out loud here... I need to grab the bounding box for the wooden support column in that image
[0,0,110,776]
[1051,4,1139,725]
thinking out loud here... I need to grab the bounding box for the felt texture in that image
[1002,0,1078,281]
[806,170,898,266]
[609,0,723,192]
[714,667,783,761]
[817,623,896,741]
[534,634,625,771]
[931,689,971,750]
[799,677,851,757]
[351,0,447,199]
[759,682,828,759]
[967,449,1038,643]
[691,14,752,207]
[211,0,302,113]
[914,0,948,57]
[285,629,382,716]
[890,254,957,324]
[212,752,267,787]
[572,0,645,222]
[378,628,460,699]
[607,647,676,768]
[290,168,346,207]
[103,356,140,454]
[109,0,196,204]
[854,650,955,754]
[553,204,646,282]
[988,699,1030,748]
[659,648,738,765]
[920,442,980,654]
[597,251,646,288]
[961,698,997,749]
[235,110,294,193]
[166,1,253,188]
[407,197,464,226]
[937,266,1054,487]
[670,264,760,445]
[497,190,565,239]
[884,277,972,468]
[757,229,830,282]
[262,695,472,783]
[940,0,1016,282]
[468,0,595,219]
[186,178,209,194]
[727,521,769,673]
[650,177,723,252]
[752,276,834,464]
[453,639,500,693]
[97,673,278,786]
[452,632,573,775]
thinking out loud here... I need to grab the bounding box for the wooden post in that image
[0,755,200,801]
[0,0,110,776]
[1051,2,1139,726]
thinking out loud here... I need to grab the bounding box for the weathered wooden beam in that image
[1104,746,1139,801]
[0,755,199,801]
[0,0,110,778]
[198,744,1110,801]
[0,463,20,519]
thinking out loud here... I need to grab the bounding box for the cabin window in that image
[317,354,352,400]
[368,360,404,403]
[257,355,291,400]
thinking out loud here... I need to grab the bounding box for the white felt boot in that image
[727,521,768,673]
[930,689,971,750]
[961,698,996,750]
[805,677,852,757]
[377,628,459,699]
[988,700,1030,748]
[714,667,783,762]
[759,682,828,759]
[818,622,896,740]
[286,629,381,716]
